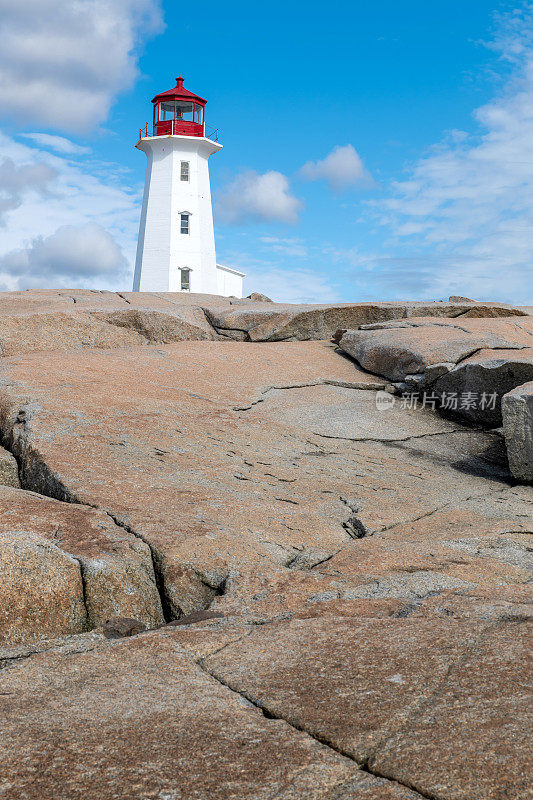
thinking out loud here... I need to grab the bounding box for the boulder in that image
[0,446,19,487]
[102,616,147,638]
[337,317,533,426]
[434,348,533,426]
[338,316,533,381]
[0,486,164,644]
[502,381,533,482]
[0,529,86,644]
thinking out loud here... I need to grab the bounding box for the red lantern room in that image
[151,76,207,137]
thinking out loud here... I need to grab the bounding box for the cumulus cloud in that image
[0,132,141,289]
[0,223,130,290]
[300,145,374,191]
[0,157,58,223]
[0,0,164,133]
[216,170,302,225]
[20,133,91,155]
[372,3,533,302]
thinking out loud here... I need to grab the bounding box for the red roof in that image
[151,77,207,105]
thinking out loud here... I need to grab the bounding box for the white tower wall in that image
[133,135,225,294]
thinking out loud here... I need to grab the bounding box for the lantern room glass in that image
[158,101,203,125]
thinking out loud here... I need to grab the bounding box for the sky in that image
[0,0,531,303]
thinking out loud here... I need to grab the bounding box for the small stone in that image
[332,328,347,344]
[102,617,147,639]
[246,292,273,302]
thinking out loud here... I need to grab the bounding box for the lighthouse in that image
[133,76,244,296]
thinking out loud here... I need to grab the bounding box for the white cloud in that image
[0,0,164,133]
[0,223,129,290]
[216,170,302,225]
[243,265,342,304]
[259,236,308,257]
[373,3,533,302]
[300,145,374,191]
[20,133,91,155]
[0,131,141,289]
[251,267,342,304]
[0,157,58,223]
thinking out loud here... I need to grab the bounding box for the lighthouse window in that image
[160,102,175,121]
[180,268,191,291]
[180,213,190,234]
[180,161,190,181]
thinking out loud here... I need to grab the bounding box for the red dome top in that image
[151,76,207,106]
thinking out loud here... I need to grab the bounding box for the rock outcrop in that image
[0,289,525,355]
[338,316,533,425]
[0,290,530,799]
[338,316,532,382]
[204,299,523,342]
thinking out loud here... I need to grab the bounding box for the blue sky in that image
[0,0,531,302]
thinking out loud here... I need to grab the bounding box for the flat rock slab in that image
[240,382,463,441]
[0,633,363,800]
[0,342,519,626]
[0,335,530,798]
[370,621,532,800]
[204,616,531,799]
[0,311,147,356]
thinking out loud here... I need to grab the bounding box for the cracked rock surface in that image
[0,294,530,800]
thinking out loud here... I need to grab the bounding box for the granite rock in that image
[502,381,533,482]
[0,486,164,644]
[0,446,19,487]
[0,312,530,798]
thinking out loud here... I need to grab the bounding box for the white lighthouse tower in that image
[133,76,244,296]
